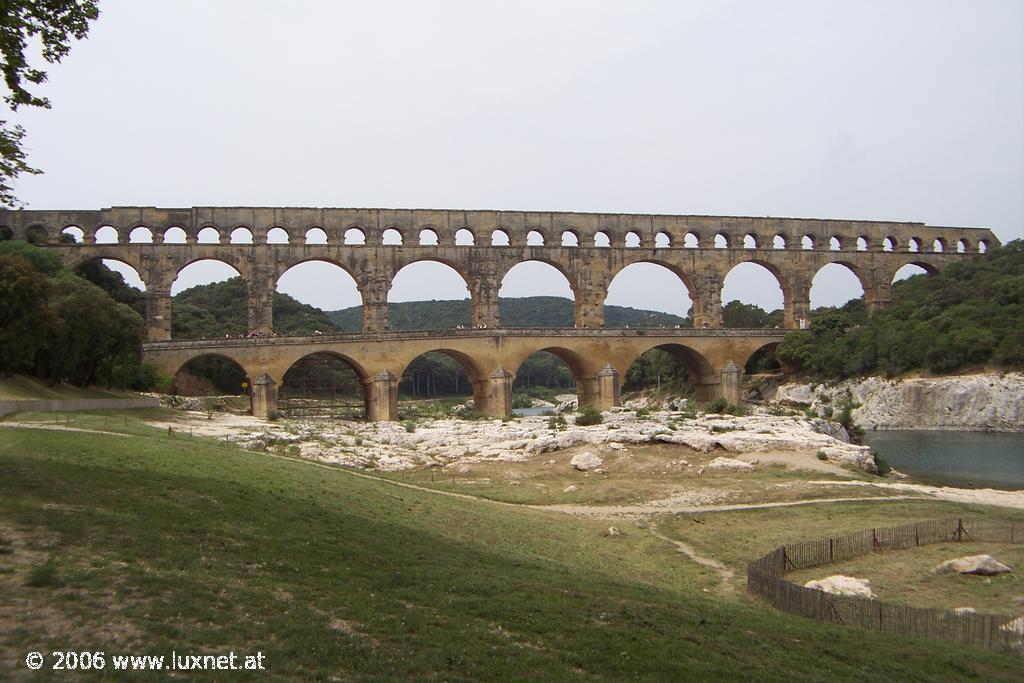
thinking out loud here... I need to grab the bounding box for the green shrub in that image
[574,405,603,426]
[711,425,735,433]
[547,414,567,430]
[821,405,834,419]
[26,561,62,588]
[635,407,650,418]
[816,451,828,461]
[873,451,892,475]
[704,398,729,414]
[726,403,748,417]
[404,420,417,433]
[511,393,533,409]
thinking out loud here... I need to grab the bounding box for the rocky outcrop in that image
[570,451,603,471]
[772,373,1024,432]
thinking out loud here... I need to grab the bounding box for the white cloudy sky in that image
[10,0,1024,316]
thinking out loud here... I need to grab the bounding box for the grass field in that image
[1,414,1022,680]
[0,376,138,401]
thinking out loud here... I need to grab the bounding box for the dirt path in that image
[647,523,736,595]
[0,422,131,438]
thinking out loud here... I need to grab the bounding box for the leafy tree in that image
[0,1,100,206]
[0,253,53,375]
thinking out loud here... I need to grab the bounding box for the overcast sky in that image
[11,0,1024,315]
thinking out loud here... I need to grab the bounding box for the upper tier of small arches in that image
[0,207,997,255]
[16,223,994,255]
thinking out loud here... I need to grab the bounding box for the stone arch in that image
[655,231,671,248]
[908,237,921,253]
[714,232,729,248]
[163,226,187,244]
[622,342,718,400]
[527,230,545,246]
[62,226,85,243]
[340,227,364,245]
[279,351,369,419]
[810,262,867,309]
[772,234,786,250]
[74,255,147,292]
[978,239,990,254]
[684,232,699,248]
[171,353,250,396]
[624,231,641,248]
[829,236,842,251]
[127,226,153,243]
[491,229,510,246]
[744,341,781,375]
[594,231,611,248]
[801,235,814,250]
[388,259,472,329]
[397,348,490,411]
[721,260,786,326]
[419,228,439,246]
[956,238,969,253]
[275,259,362,329]
[510,346,591,407]
[605,260,696,321]
[197,226,221,244]
[455,228,475,245]
[856,236,869,251]
[743,233,758,249]
[561,230,579,247]
[0,226,12,241]
[267,227,290,244]
[892,262,937,283]
[498,259,578,326]
[381,228,403,245]
[305,227,328,245]
[932,237,946,253]
[882,236,895,252]
[230,227,254,244]
[25,224,48,245]
[94,225,119,244]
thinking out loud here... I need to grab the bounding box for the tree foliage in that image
[0,0,100,205]
[776,241,1024,378]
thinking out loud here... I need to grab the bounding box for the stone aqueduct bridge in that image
[0,207,997,420]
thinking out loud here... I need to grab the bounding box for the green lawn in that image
[1,423,1021,680]
[0,375,138,401]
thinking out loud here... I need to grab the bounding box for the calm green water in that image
[863,431,1024,491]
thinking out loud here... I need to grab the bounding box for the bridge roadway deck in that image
[144,327,786,421]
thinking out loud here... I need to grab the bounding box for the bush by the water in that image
[574,405,604,426]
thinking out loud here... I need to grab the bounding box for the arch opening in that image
[498,260,575,327]
[171,260,247,339]
[810,263,865,310]
[714,233,728,249]
[604,262,693,324]
[745,342,781,376]
[491,229,510,246]
[829,236,841,251]
[892,263,934,284]
[382,228,403,245]
[267,227,290,244]
[171,354,248,398]
[399,350,481,416]
[908,237,921,253]
[25,225,47,245]
[655,232,671,248]
[882,237,895,252]
[512,349,580,413]
[389,261,471,330]
[933,238,945,253]
[163,227,187,244]
[801,235,814,250]
[344,228,366,245]
[684,232,699,248]
[978,240,989,254]
[419,228,439,246]
[772,235,786,250]
[625,231,641,248]
[594,231,610,248]
[561,230,579,247]
[73,257,147,319]
[279,352,367,420]
[455,228,475,246]
[275,260,361,334]
[743,233,757,249]
[197,227,220,244]
[0,226,12,241]
[721,262,784,328]
[305,227,328,245]
[95,225,119,244]
[62,226,85,243]
[230,227,254,244]
[128,226,153,243]
[623,344,715,400]
[856,237,868,251]
[956,238,968,254]
[527,230,545,246]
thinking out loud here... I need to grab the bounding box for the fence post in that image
[956,518,962,542]
[829,538,834,564]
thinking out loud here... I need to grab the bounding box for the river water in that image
[863,431,1024,491]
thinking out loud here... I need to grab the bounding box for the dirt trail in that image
[0,422,131,437]
[647,523,736,595]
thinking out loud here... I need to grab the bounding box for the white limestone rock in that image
[562,485,578,493]
[804,575,876,599]
[934,555,1013,576]
[1000,616,1024,636]
[554,398,578,414]
[707,456,755,472]
[811,418,851,443]
[570,451,603,471]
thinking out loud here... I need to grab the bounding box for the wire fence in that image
[747,518,1024,652]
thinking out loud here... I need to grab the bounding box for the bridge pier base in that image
[720,361,743,404]
[595,363,620,411]
[482,366,514,418]
[367,370,399,421]
[251,372,278,419]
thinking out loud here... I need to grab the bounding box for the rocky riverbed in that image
[148,405,877,473]
[771,372,1024,432]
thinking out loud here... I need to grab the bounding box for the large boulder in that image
[934,555,1013,576]
[810,418,851,444]
[804,575,875,599]
[1000,616,1024,636]
[554,398,578,414]
[570,451,603,471]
